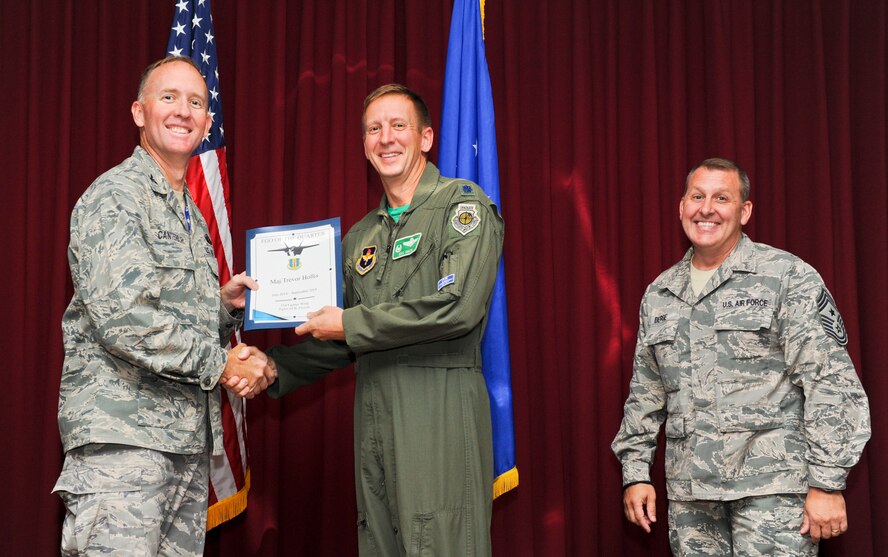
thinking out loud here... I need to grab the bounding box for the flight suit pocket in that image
[410,509,465,557]
[436,249,462,297]
[356,512,380,556]
[393,240,437,300]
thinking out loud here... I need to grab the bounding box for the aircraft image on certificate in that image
[244,217,342,330]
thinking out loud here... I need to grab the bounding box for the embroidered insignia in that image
[392,233,422,260]
[817,288,848,346]
[451,203,480,236]
[462,184,473,194]
[155,229,185,243]
[437,273,456,291]
[356,245,377,276]
[288,257,302,271]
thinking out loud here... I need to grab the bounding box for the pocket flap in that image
[53,464,141,495]
[714,309,772,332]
[665,414,687,438]
[719,402,784,432]
[643,320,678,346]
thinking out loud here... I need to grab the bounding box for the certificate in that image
[244,218,343,330]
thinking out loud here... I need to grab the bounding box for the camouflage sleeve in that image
[611,295,668,486]
[217,304,242,347]
[71,185,227,387]
[780,261,871,491]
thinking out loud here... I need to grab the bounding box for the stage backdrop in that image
[2,1,885,555]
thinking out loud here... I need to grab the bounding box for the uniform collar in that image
[657,233,757,301]
[133,146,193,200]
[374,161,442,218]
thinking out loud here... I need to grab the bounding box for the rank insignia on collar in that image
[356,245,377,276]
[393,233,422,260]
[451,203,480,236]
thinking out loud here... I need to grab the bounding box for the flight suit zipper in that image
[393,241,437,298]
[375,217,401,286]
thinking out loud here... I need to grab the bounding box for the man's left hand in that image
[221,272,259,313]
[294,306,345,340]
[801,487,848,543]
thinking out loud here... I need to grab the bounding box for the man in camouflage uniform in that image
[260,84,503,556]
[612,158,871,555]
[52,56,273,556]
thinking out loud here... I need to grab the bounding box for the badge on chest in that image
[356,245,377,275]
[393,233,422,260]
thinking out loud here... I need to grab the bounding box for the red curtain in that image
[3,1,885,555]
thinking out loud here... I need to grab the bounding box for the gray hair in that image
[685,157,751,201]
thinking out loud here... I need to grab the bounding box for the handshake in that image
[219,344,277,399]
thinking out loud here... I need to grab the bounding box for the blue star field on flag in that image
[166,0,225,154]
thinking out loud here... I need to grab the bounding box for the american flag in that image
[166,0,250,529]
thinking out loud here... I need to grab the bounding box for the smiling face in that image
[362,93,433,190]
[131,60,210,180]
[679,167,753,268]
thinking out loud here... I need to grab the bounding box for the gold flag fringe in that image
[493,466,518,499]
[206,469,251,530]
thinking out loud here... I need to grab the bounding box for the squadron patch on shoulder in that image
[816,288,848,346]
[355,245,377,276]
[451,203,480,236]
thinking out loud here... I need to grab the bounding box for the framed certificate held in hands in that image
[244,217,343,330]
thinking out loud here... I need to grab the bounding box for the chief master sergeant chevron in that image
[52,56,274,557]
[612,157,870,555]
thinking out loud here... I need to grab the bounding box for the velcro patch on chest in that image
[437,273,456,291]
[392,233,422,260]
[451,203,480,236]
[355,245,377,276]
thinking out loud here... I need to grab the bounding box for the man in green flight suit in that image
[265,84,504,556]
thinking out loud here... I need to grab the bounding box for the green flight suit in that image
[269,162,503,557]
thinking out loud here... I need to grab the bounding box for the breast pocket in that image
[714,310,774,360]
[149,237,199,324]
[642,320,682,393]
[713,309,781,399]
